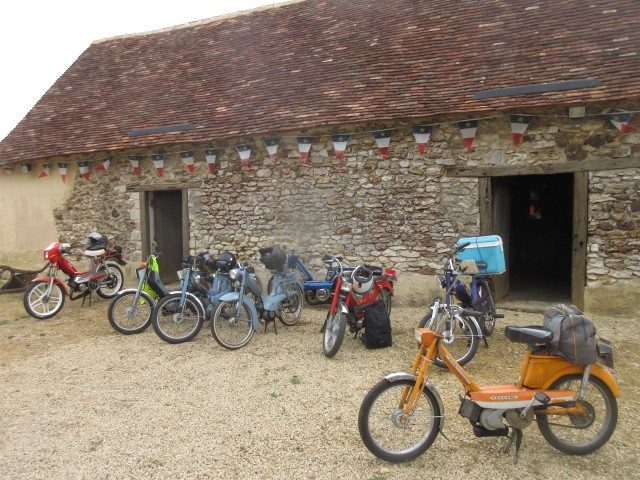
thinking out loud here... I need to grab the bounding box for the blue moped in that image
[286,252,354,305]
[150,251,239,344]
[210,246,304,350]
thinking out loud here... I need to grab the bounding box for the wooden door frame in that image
[476,171,587,309]
[130,185,193,260]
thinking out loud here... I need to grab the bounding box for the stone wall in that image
[48,108,640,313]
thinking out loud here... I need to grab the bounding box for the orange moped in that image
[358,324,619,464]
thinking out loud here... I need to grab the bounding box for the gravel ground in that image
[0,292,638,480]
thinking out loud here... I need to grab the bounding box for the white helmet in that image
[352,266,373,295]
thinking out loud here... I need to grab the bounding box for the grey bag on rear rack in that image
[542,304,597,365]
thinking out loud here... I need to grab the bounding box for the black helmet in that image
[259,246,287,271]
[87,232,108,251]
[215,251,237,271]
[352,266,373,295]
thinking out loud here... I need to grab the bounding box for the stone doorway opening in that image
[502,174,573,304]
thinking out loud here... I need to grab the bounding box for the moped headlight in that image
[229,269,238,280]
[435,275,446,289]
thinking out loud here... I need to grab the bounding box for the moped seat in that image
[83,249,106,257]
[504,326,553,344]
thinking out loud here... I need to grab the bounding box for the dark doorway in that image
[506,174,573,302]
[147,190,184,283]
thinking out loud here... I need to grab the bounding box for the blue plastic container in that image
[455,235,506,274]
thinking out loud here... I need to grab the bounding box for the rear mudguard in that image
[267,274,304,310]
[541,362,620,397]
[31,276,69,294]
[384,372,445,429]
[217,292,260,331]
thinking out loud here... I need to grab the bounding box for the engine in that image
[459,398,534,436]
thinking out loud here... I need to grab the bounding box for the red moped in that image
[23,233,126,319]
[321,257,397,357]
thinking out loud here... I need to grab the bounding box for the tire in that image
[323,310,347,358]
[358,378,442,463]
[23,280,66,319]
[108,289,155,334]
[151,292,205,344]
[478,281,496,336]
[210,299,255,350]
[379,287,392,316]
[278,283,304,326]
[96,263,124,299]
[537,374,618,455]
[433,314,480,368]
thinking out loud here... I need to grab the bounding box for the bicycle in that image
[418,241,497,367]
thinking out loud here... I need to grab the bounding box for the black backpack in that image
[361,302,392,349]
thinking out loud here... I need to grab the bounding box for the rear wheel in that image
[278,283,304,326]
[23,281,66,319]
[379,287,392,315]
[211,300,255,350]
[477,281,496,336]
[151,293,205,344]
[537,375,618,455]
[358,378,442,463]
[108,290,155,334]
[323,310,347,358]
[96,263,124,299]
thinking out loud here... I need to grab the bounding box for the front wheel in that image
[108,289,155,334]
[151,293,205,344]
[536,375,618,455]
[23,280,66,319]
[211,300,255,350]
[278,284,304,326]
[96,263,124,299]
[433,314,480,368]
[322,310,347,358]
[358,378,442,463]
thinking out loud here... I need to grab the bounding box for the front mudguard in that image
[217,292,260,331]
[384,372,445,429]
[31,276,69,295]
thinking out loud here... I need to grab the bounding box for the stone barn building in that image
[0,0,639,315]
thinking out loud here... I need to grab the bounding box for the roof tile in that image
[1,0,640,164]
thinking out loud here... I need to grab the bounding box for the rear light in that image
[139,262,147,269]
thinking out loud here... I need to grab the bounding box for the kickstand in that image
[482,337,489,348]
[81,291,92,307]
[264,318,277,334]
[502,428,523,465]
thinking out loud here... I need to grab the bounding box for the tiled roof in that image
[2,0,639,164]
